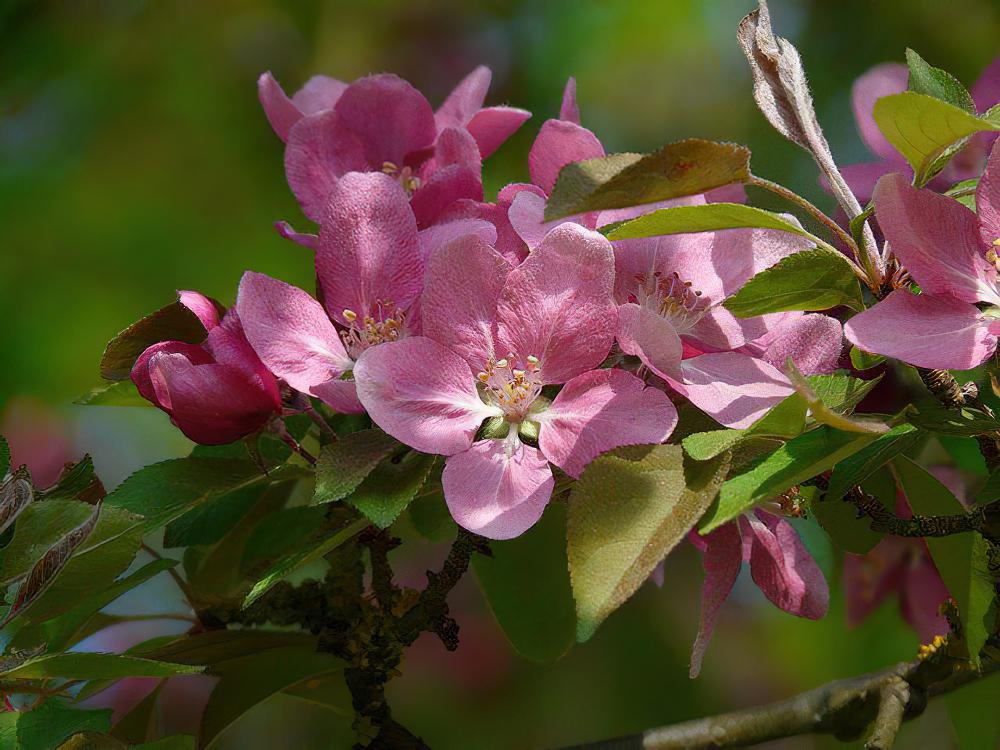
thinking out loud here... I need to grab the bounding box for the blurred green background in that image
[2,1,1000,748]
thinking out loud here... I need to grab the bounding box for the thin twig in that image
[141,543,197,609]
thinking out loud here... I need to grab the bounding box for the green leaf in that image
[17,701,111,750]
[722,249,862,317]
[345,451,436,528]
[313,429,400,505]
[941,435,989,476]
[105,458,273,533]
[700,426,877,534]
[407,473,455,542]
[569,445,729,641]
[907,403,1000,436]
[544,139,750,220]
[140,630,317,667]
[74,380,151,407]
[849,346,885,371]
[682,393,807,461]
[873,92,1000,186]
[807,373,882,413]
[244,517,368,607]
[100,300,207,381]
[163,483,264,549]
[41,455,105,504]
[111,680,165,744]
[946,673,1000,750]
[2,652,201,680]
[199,646,345,749]
[813,468,892,555]
[905,48,976,114]
[0,499,96,585]
[0,471,34,537]
[945,177,980,210]
[787,366,888,435]
[0,435,9,477]
[473,503,575,662]
[604,202,814,242]
[240,505,328,574]
[826,424,923,501]
[894,456,995,664]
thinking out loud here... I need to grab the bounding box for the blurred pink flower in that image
[844,149,1000,370]
[1,397,72,487]
[354,224,676,539]
[689,509,829,678]
[131,291,281,445]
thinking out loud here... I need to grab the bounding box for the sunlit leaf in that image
[604,202,813,241]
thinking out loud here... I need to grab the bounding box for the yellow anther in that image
[917,634,947,660]
[512,369,525,379]
[477,372,489,383]
[343,309,358,322]
[382,161,398,174]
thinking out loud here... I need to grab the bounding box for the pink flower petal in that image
[438,189,536,265]
[284,110,366,222]
[435,66,491,132]
[900,553,951,642]
[560,77,581,125]
[837,160,899,205]
[421,234,511,370]
[874,173,1000,304]
[178,290,220,331]
[236,271,352,395]
[418,218,498,265]
[670,353,793,429]
[202,312,281,409]
[852,63,908,161]
[258,72,302,142]
[616,302,683,381]
[310,377,365,415]
[495,223,617,384]
[537,368,678,478]
[756,313,844,375]
[843,289,997,370]
[741,510,828,619]
[442,439,553,540]
[466,106,531,159]
[410,127,483,227]
[148,353,278,445]
[972,54,1000,116]
[528,119,604,194]
[689,523,743,678]
[843,539,907,628]
[353,336,501,456]
[290,75,348,115]
[274,220,319,251]
[132,341,213,408]
[977,141,1000,250]
[317,171,422,326]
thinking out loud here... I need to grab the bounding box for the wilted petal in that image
[317,172,422,326]
[537,368,677,478]
[442,439,553,540]
[741,510,828,619]
[236,272,352,395]
[874,173,1000,305]
[528,119,604,194]
[466,106,531,159]
[178,290,220,330]
[353,336,501,456]
[977,142,1000,249]
[616,302,683,381]
[422,235,511,369]
[844,289,997,370]
[689,523,743,678]
[756,313,843,375]
[258,72,302,142]
[852,63,908,161]
[671,353,792,429]
[560,77,581,124]
[435,65,491,132]
[496,223,617,383]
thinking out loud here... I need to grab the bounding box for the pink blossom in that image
[131,291,281,445]
[260,67,529,229]
[844,148,1000,370]
[689,509,829,678]
[352,224,677,539]
[838,56,1000,203]
[236,171,496,414]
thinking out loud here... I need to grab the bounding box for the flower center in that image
[988,240,1000,274]
[629,271,707,332]
[340,301,406,359]
[476,354,543,421]
[382,161,422,195]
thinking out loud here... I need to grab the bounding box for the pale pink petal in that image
[132,341,213,407]
[435,66,491,132]
[741,511,828,619]
[466,106,531,159]
[616,302,683,381]
[686,306,761,353]
[705,183,748,204]
[670,353,793,429]
[537,369,678,478]
[353,337,502,456]
[874,173,1000,304]
[284,110,366,221]
[258,72,302,142]
[900,554,951,642]
[236,272,352,395]
[310,377,365,415]
[611,233,710,303]
[977,142,1000,249]
[291,75,347,115]
[317,172,422,326]
[528,119,605,194]
[560,77,581,124]
[853,63,908,161]
[495,223,617,383]
[148,353,277,445]
[689,523,743,678]
[275,220,319,250]
[333,73,437,170]
[595,194,706,228]
[756,314,844,375]
[178,290,220,330]
[422,235,511,369]
[508,190,566,250]
[442,439,553,540]
[418,218,498,265]
[972,54,1000,114]
[843,289,997,370]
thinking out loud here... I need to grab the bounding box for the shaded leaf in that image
[945,674,1000,750]
[100,300,207,381]
[906,48,976,114]
[1,652,201,680]
[826,424,923,501]
[41,456,105,504]
[141,630,317,667]
[682,393,807,461]
[313,429,400,505]
[0,436,9,478]
[473,503,575,662]
[346,451,436,528]
[241,505,328,575]
[75,380,151,407]
[813,467,892,555]
[544,139,750,220]
[605,202,813,241]
[0,471,33,536]
[111,680,165,744]
[907,403,1000,436]
[17,701,111,750]
[723,248,862,317]
[163,482,264,549]
[849,346,885,371]
[788,365,888,434]
[0,499,96,585]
